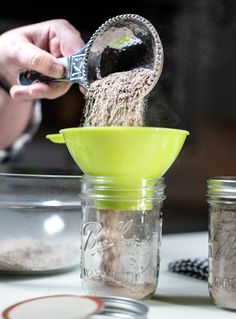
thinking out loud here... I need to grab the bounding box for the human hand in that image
[0,19,84,101]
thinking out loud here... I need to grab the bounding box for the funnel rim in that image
[60,126,190,136]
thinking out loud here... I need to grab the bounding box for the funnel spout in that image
[46,134,65,144]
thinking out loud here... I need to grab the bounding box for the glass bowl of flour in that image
[0,173,82,274]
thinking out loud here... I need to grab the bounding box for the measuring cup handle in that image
[18,70,55,85]
[17,56,69,86]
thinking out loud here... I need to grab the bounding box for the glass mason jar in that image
[80,175,165,300]
[207,177,236,311]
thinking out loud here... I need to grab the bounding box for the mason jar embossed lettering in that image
[207,177,236,311]
[80,175,165,300]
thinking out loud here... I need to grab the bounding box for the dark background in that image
[1,0,236,234]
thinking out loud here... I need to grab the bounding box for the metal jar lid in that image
[90,296,149,318]
[207,176,236,199]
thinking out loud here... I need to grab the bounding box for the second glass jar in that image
[207,176,236,311]
[80,175,165,300]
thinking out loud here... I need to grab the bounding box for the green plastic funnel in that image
[46,127,189,210]
[47,127,189,178]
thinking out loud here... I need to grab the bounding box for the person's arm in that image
[0,85,35,149]
[0,19,84,160]
[0,79,39,162]
[0,93,41,162]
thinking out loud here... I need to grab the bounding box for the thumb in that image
[16,41,65,78]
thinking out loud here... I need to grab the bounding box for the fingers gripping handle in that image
[18,70,56,85]
[17,56,69,86]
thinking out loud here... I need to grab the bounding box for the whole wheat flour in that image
[210,205,236,310]
[82,67,156,299]
[83,68,154,127]
[0,237,80,273]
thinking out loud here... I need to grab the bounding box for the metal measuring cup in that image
[18,14,164,95]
